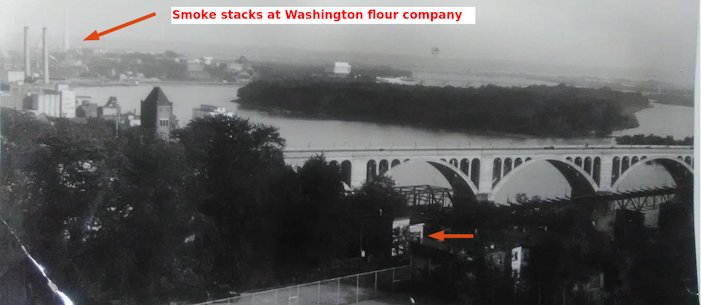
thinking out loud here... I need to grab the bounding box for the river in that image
[73,83,693,206]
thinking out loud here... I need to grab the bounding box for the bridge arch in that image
[366,160,377,182]
[340,160,352,185]
[460,158,470,175]
[379,159,389,175]
[382,159,479,207]
[504,158,513,175]
[622,156,630,172]
[491,156,599,201]
[449,158,458,167]
[612,156,693,190]
[583,157,592,174]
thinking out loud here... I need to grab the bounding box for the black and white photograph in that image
[0,0,699,304]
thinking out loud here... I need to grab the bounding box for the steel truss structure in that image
[509,186,690,212]
[394,185,454,209]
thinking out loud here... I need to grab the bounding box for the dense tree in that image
[346,177,406,259]
[276,156,345,268]
[237,81,647,137]
[0,110,205,303]
[616,134,693,145]
[175,115,291,289]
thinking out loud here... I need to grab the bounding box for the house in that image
[328,62,351,76]
[125,113,141,127]
[215,55,255,83]
[485,245,509,272]
[76,100,98,118]
[186,60,211,80]
[511,245,530,279]
[201,57,214,65]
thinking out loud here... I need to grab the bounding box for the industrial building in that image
[98,96,121,120]
[22,84,76,118]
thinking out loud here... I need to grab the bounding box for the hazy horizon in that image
[2,0,699,85]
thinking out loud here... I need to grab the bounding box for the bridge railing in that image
[188,265,411,305]
[284,144,693,153]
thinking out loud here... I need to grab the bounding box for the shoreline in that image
[234,101,621,141]
[68,79,242,87]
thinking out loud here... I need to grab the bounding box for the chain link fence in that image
[190,265,411,305]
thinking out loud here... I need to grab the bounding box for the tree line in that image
[236,81,648,137]
[0,109,405,304]
[616,134,693,146]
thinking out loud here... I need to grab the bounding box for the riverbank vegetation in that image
[237,81,647,137]
[616,134,693,145]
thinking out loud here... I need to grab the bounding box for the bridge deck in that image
[285,145,692,154]
[508,185,689,211]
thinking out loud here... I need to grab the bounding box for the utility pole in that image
[587,289,591,305]
[359,220,364,258]
[562,287,566,305]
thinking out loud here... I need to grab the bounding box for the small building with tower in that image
[141,87,176,140]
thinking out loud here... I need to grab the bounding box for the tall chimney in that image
[24,26,30,79]
[63,6,70,51]
[43,27,49,84]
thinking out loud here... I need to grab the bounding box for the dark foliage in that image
[616,134,693,145]
[237,81,647,137]
[0,110,406,304]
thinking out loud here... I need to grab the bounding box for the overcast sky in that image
[2,0,699,84]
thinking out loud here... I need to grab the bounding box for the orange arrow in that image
[84,12,157,41]
[428,230,475,241]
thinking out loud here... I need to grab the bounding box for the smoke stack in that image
[63,6,70,51]
[43,27,49,84]
[24,26,30,79]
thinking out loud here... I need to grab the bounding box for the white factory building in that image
[24,84,76,118]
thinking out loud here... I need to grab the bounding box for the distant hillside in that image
[236,81,647,137]
[647,90,694,107]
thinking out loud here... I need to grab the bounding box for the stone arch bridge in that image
[284,145,693,202]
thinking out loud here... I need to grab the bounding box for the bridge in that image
[284,145,694,203]
[509,185,691,212]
